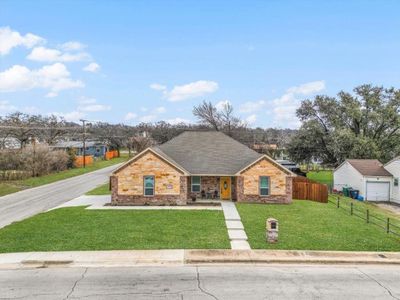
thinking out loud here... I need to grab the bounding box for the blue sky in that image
[1,0,400,128]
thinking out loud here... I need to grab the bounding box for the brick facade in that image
[111,150,292,205]
[237,157,293,204]
[111,150,187,205]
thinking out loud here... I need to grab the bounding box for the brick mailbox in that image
[266,218,278,243]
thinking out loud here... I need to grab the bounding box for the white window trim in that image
[191,176,201,192]
[259,176,270,196]
[143,175,155,197]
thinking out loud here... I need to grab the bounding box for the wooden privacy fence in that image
[292,176,328,203]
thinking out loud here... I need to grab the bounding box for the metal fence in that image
[328,195,400,238]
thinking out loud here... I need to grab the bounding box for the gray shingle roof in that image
[153,131,263,175]
[347,159,393,176]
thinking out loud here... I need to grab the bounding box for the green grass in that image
[0,155,127,197]
[0,207,230,252]
[307,170,333,186]
[85,183,110,195]
[237,200,400,251]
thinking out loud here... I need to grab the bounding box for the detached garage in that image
[334,159,393,202]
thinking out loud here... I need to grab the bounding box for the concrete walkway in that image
[221,202,251,250]
[2,249,400,269]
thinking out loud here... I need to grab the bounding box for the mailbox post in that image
[266,218,278,243]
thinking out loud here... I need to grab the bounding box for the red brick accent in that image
[236,176,292,204]
[111,176,188,206]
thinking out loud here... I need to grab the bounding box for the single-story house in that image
[53,141,109,158]
[110,131,295,206]
[384,157,400,203]
[333,159,393,201]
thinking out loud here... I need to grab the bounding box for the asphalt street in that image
[1,264,400,299]
[0,163,121,229]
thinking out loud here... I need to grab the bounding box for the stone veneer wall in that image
[111,151,188,205]
[237,158,292,204]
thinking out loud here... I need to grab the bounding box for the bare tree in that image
[193,101,221,130]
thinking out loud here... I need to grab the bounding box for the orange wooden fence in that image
[292,176,328,203]
[105,150,119,160]
[74,155,94,167]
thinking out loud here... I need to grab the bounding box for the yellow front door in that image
[220,177,231,200]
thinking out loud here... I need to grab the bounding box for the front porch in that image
[186,176,237,202]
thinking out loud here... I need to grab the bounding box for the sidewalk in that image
[1,249,400,269]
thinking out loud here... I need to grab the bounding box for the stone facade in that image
[111,150,187,205]
[111,150,292,205]
[237,157,292,204]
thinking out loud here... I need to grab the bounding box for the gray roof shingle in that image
[153,131,263,175]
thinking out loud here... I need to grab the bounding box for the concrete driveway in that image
[0,163,122,229]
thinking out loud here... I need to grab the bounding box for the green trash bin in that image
[342,187,349,197]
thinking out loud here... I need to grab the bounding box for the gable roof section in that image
[342,159,393,177]
[112,147,188,175]
[154,131,263,175]
[236,155,295,176]
[385,156,400,166]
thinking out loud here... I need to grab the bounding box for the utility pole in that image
[80,119,88,168]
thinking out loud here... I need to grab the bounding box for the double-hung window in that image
[144,175,155,196]
[259,176,270,196]
[191,176,201,192]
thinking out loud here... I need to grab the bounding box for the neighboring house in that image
[334,159,393,201]
[52,141,109,158]
[111,131,295,206]
[384,157,400,204]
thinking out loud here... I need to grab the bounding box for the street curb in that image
[1,249,400,269]
[184,250,400,265]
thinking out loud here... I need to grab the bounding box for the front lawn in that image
[0,155,127,197]
[86,183,110,195]
[237,200,400,251]
[306,170,333,186]
[0,207,230,252]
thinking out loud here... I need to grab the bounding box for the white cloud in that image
[21,106,39,114]
[149,83,166,91]
[61,41,86,51]
[0,27,44,55]
[166,117,191,125]
[164,80,219,102]
[78,104,111,112]
[215,100,231,111]
[245,114,257,125]
[0,100,17,112]
[27,46,90,62]
[154,106,166,114]
[0,63,84,96]
[287,80,325,95]
[83,62,100,73]
[124,112,137,121]
[77,97,111,112]
[239,100,266,113]
[52,111,86,122]
[270,80,326,128]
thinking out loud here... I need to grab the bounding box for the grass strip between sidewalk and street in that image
[0,155,128,197]
[237,200,400,252]
[0,207,230,253]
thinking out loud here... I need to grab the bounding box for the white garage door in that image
[366,182,390,201]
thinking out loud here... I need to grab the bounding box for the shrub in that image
[0,144,69,178]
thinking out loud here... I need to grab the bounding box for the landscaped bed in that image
[0,207,230,253]
[237,200,400,251]
[0,155,128,197]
